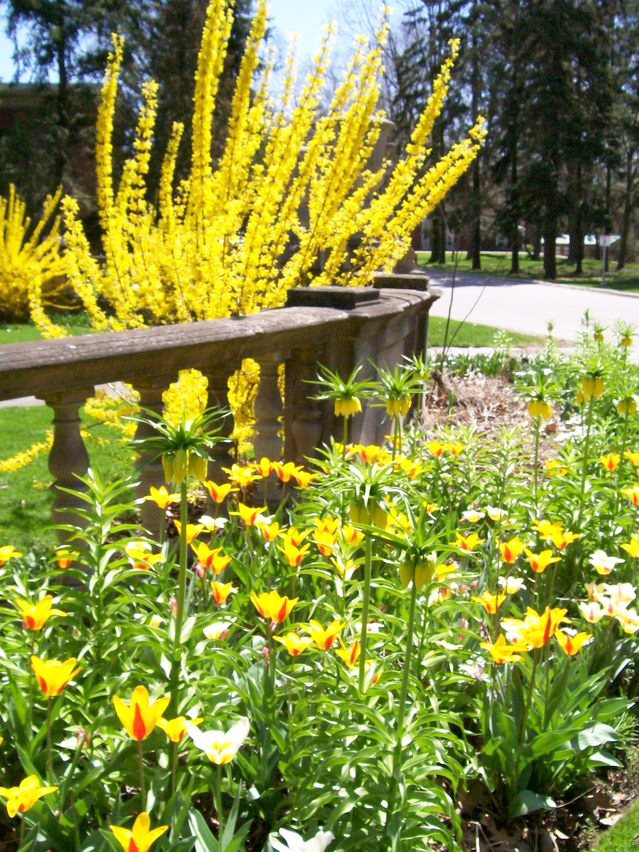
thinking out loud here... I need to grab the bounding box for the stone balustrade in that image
[0,285,439,531]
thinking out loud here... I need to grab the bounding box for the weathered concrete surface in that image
[427,269,639,342]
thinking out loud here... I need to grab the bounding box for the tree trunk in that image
[532,227,542,260]
[543,212,557,279]
[429,214,441,264]
[469,11,481,270]
[617,149,634,270]
[54,32,69,188]
[573,163,584,273]
[437,211,447,264]
[604,164,612,271]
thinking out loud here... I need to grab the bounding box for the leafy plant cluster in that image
[1,328,639,849]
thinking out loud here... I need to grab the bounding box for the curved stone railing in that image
[0,284,439,532]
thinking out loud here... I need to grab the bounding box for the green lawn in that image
[0,405,133,550]
[595,799,639,850]
[0,318,92,345]
[417,251,639,292]
[428,315,542,347]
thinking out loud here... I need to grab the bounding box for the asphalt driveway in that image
[427,269,639,342]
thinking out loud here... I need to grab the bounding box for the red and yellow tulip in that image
[31,656,80,697]
[112,685,170,741]
[0,775,58,817]
[251,590,298,624]
[16,596,67,631]
[110,812,168,852]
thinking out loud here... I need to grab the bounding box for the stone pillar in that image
[285,346,326,466]
[130,376,174,535]
[40,388,93,537]
[202,363,239,483]
[254,355,285,463]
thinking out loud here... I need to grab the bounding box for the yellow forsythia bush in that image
[22,0,484,453]
[0,185,67,330]
[35,0,483,333]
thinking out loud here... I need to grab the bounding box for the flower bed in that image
[0,323,638,850]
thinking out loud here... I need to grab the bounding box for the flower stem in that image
[170,480,189,713]
[46,698,54,781]
[171,741,178,796]
[519,651,539,742]
[533,418,541,505]
[385,566,419,831]
[614,411,630,521]
[137,741,146,807]
[358,535,373,693]
[576,399,595,530]
[213,764,224,844]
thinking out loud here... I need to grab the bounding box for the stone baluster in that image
[254,354,285,503]
[131,376,174,535]
[40,388,94,537]
[202,363,239,484]
[285,346,326,467]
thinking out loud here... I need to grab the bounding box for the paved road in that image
[426,269,639,342]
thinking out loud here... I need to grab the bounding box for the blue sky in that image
[0,0,341,83]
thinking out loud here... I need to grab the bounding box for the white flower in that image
[498,576,525,594]
[603,582,636,606]
[589,549,623,576]
[199,515,228,531]
[485,506,506,521]
[203,621,232,640]
[461,509,485,523]
[188,717,249,765]
[270,828,335,852]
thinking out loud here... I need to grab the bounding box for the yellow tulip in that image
[498,537,525,564]
[210,581,237,607]
[191,542,231,576]
[524,548,560,574]
[0,775,58,818]
[110,812,168,852]
[455,532,483,552]
[257,521,281,542]
[143,486,179,509]
[157,716,203,743]
[273,632,314,656]
[471,592,507,614]
[480,634,528,664]
[203,481,235,503]
[0,545,22,566]
[233,503,267,527]
[302,619,344,651]
[173,521,204,543]
[279,540,310,568]
[555,630,591,656]
[251,590,297,624]
[599,453,620,473]
[16,596,67,631]
[31,656,81,697]
[112,685,170,742]
[335,638,361,668]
